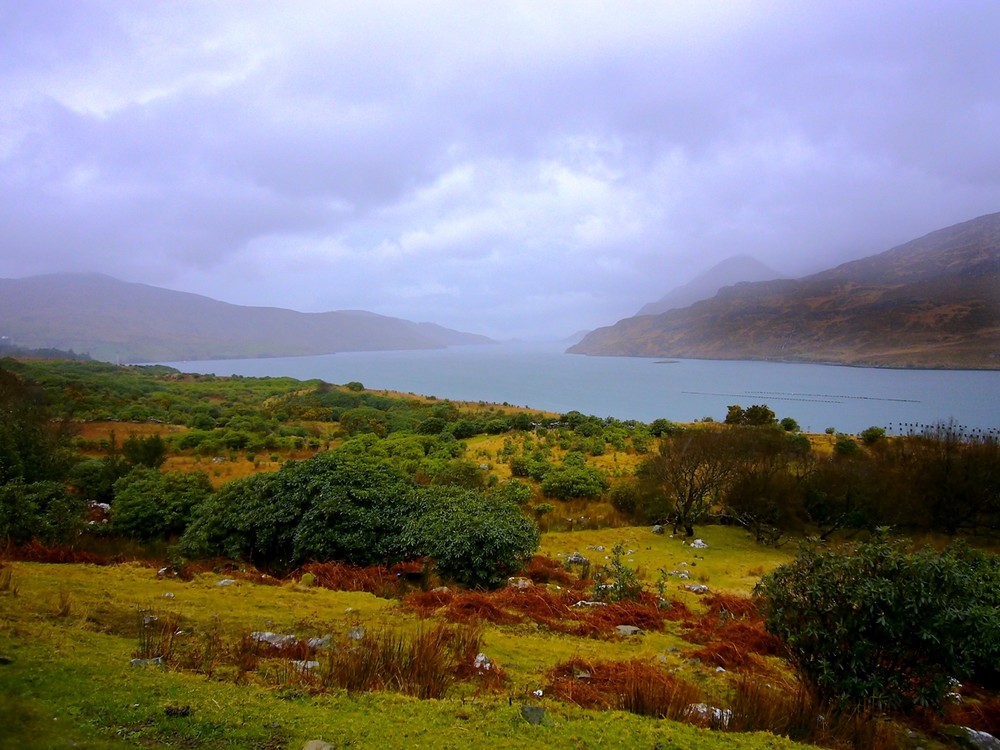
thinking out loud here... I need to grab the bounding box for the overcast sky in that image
[3,1,1000,340]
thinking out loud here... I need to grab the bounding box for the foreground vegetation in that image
[2,355,1000,748]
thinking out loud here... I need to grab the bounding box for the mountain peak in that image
[637,255,785,316]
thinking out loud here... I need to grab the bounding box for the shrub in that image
[756,536,1000,713]
[111,467,213,540]
[403,487,539,589]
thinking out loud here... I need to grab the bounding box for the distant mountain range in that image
[636,255,785,316]
[570,211,1000,369]
[0,273,493,363]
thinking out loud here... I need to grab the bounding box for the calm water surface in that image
[160,342,1000,435]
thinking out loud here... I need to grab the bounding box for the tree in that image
[0,366,73,484]
[0,479,85,545]
[402,487,539,588]
[122,433,167,468]
[637,429,740,535]
[111,467,212,540]
[756,538,1000,713]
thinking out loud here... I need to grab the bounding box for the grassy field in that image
[0,526,826,750]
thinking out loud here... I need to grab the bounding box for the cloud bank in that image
[3,1,1000,339]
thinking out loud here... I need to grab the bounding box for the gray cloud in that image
[2,1,1000,340]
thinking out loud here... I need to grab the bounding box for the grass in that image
[0,531,829,750]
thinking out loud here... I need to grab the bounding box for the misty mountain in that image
[0,273,494,363]
[569,211,1000,369]
[636,255,785,316]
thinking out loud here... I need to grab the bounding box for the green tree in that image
[756,538,1000,713]
[0,479,85,545]
[402,487,539,589]
[0,366,73,484]
[122,433,168,468]
[111,467,213,540]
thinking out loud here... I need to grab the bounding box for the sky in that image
[3,1,1000,341]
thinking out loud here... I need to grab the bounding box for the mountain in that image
[569,211,1000,369]
[636,255,784,316]
[0,273,493,363]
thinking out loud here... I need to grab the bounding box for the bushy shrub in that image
[756,537,1000,712]
[403,487,539,589]
[0,479,86,545]
[540,464,607,500]
[111,467,213,540]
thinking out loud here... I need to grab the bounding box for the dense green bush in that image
[402,487,539,589]
[111,467,213,540]
[756,537,1000,713]
[0,479,86,545]
[540,464,607,499]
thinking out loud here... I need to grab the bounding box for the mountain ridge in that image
[636,255,785,316]
[0,273,493,363]
[569,211,1000,369]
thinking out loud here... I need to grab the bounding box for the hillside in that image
[0,273,493,363]
[570,211,1000,369]
[636,255,785,316]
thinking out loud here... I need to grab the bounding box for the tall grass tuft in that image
[726,677,906,750]
[55,588,72,617]
[133,608,180,662]
[317,623,487,700]
[0,566,18,596]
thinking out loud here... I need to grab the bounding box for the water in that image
[159,342,1000,435]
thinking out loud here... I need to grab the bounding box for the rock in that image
[473,653,493,671]
[507,577,533,590]
[130,656,164,667]
[616,625,642,637]
[291,660,320,671]
[652,524,664,534]
[684,584,709,594]
[347,626,365,641]
[164,705,191,718]
[566,552,589,565]
[0,655,13,665]
[307,635,331,649]
[573,600,607,607]
[251,631,296,647]
[690,539,708,549]
[941,726,1000,750]
[685,702,732,729]
[302,742,334,750]
[161,592,175,599]
[215,578,236,586]
[520,704,546,725]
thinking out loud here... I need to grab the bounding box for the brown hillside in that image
[570,211,1000,369]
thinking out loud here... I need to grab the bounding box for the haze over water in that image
[161,342,1000,436]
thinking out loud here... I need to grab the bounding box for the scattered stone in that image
[715,666,726,673]
[347,626,365,641]
[566,552,589,565]
[651,524,664,534]
[685,703,732,729]
[690,539,709,549]
[573,600,607,607]
[507,577,533,590]
[473,653,493,671]
[616,625,642,637]
[251,631,296,647]
[302,742,334,750]
[520,704,546,725]
[215,578,236,587]
[431,586,450,594]
[161,592,175,599]
[291,660,320,671]
[0,655,13,665]
[164,705,191,718]
[684,584,709,594]
[307,635,331,649]
[941,726,1000,750]
[130,656,164,667]
[587,545,605,552]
